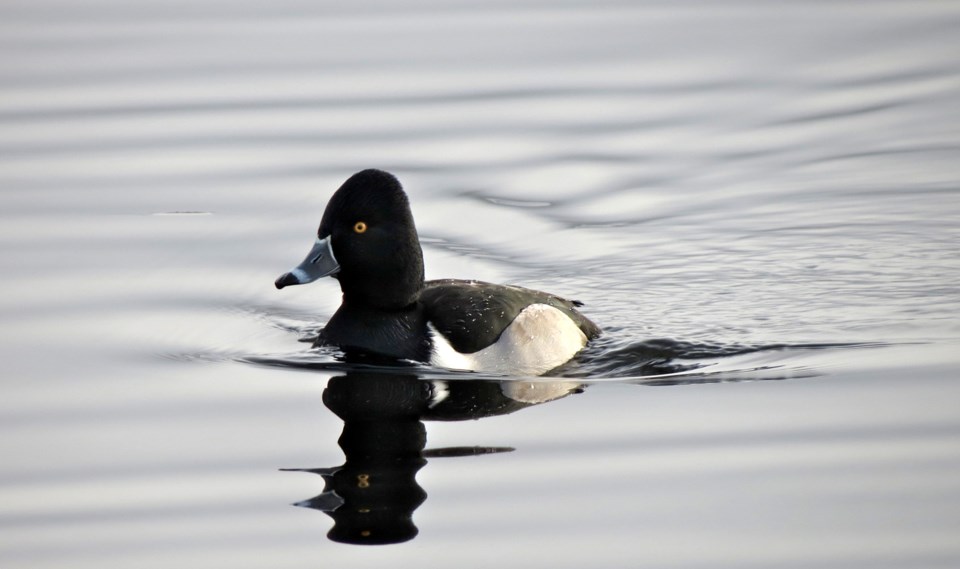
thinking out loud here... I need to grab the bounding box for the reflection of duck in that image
[286,372,582,545]
[274,169,600,376]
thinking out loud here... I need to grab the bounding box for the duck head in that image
[275,169,425,309]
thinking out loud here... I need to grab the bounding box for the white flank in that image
[429,303,588,376]
[428,380,450,408]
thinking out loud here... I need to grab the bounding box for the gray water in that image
[3,1,960,567]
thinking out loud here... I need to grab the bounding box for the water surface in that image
[2,1,960,567]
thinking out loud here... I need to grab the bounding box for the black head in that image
[320,169,425,309]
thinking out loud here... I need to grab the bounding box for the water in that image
[2,0,960,566]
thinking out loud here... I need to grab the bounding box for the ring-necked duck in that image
[275,169,600,375]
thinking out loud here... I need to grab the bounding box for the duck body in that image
[276,169,600,376]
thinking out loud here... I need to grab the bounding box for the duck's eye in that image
[353,221,368,234]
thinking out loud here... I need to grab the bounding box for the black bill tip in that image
[275,272,300,290]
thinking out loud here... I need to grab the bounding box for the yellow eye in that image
[353,221,367,234]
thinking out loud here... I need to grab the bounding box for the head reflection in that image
[285,371,582,545]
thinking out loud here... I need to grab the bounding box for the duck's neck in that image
[337,276,424,311]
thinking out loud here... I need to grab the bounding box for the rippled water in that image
[3,1,960,567]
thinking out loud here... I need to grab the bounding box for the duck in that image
[275,169,600,376]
